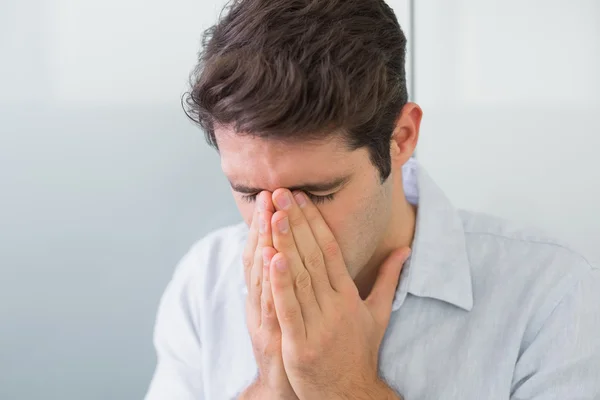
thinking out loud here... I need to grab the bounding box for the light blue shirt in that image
[146,160,600,399]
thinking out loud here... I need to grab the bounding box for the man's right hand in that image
[239,191,298,400]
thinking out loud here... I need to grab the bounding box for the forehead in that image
[215,127,365,189]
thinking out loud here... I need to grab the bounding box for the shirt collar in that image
[392,161,474,312]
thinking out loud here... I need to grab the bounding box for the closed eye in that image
[240,192,335,205]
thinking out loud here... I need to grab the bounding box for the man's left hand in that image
[266,189,411,400]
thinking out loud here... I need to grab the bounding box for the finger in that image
[270,252,306,343]
[273,189,333,303]
[249,234,264,328]
[294,193,354,293]
[243,201,261,330]
[260,246,279,332]
[257,191,275,248]
[243,200,260,290]
[365,248,411,325]
[271,210,322,325]
[249,191,275,329]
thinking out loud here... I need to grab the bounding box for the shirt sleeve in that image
[145,248,205,400]
[510,265,600,400]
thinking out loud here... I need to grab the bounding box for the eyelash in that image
[241,192,336,205]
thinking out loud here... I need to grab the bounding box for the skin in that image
[240,191,296,398]
[266,186,412,399]
[226,103,423,399]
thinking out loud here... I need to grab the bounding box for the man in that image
[145,0,600,398]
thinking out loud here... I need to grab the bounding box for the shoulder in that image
[173,222,249,297]
[152,221,248,339]
[179,222,248,274]
[148,222,250,394]
[459,208,595,272]
[458,209,597,322]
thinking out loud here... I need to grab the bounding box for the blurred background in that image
[1,0,598,399]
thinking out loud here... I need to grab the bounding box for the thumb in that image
[365,247,411,324]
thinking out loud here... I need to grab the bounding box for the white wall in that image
[414,0,600,264]
[1,1,235,399]
[0,1,410,399]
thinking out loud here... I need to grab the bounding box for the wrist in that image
[238,380,261,400]
[326,378,401,400]
[239,378,297,400]
[373,379,403,400]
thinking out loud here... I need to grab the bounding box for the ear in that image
[390,103,423,167]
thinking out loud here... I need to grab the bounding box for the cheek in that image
[317,197,364,246]
[322,187,388,270]
[234,197,254,227]
[318,201,367,274]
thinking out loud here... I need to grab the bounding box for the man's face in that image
[216,128,395,278]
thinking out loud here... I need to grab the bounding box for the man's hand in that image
[239,191,298,400]
[268,189,410,400]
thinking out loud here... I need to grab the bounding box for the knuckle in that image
[296,348,318,365]
[294,269,312,291]
[281,306,300,323]
[243,254,253,272]
[250,331,264,347]
[288,212,305,227]
[322,240,340,259]
[303,250,324,270]
[251,330,281,356]
[253,275,262,289]
[252,337,270,358]
[261,298,275,319]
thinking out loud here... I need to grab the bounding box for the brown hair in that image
[184,0,408,181]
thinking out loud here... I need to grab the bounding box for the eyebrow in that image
[229,175,351,194]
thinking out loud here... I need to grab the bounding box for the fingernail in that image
[262,250,270,267]
[276,257,287,271]
[258,198,266,212]
[293,192,306,208]
[277,217,289,234]
[259,214,267,233]
[275,192,291,210]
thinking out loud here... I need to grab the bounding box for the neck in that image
[354,194,417,300]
